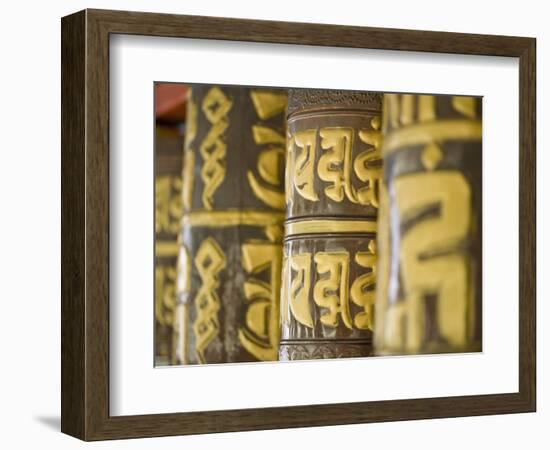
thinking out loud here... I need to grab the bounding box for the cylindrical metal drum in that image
[154,126,184,365]
[279,89,383,360]
[173,85,288,364]
[374,93,482,355]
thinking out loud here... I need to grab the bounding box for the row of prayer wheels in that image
[158,84,482,364]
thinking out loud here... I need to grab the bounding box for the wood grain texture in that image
[61,10,86,439]
[61,8,536,440]
[518,37,536,409]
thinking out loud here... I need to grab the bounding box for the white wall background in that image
[0,0,546,448]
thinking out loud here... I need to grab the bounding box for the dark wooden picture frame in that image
[61,8,536,441]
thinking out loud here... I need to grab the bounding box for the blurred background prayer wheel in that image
[172,85,287,364]
[374,94,482,355]
[154,84,187,365]
[279,89,383,360]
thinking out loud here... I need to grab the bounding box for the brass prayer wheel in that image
[154,126,184,365]
[374,93,482,355]
[279,89,383,360]
[173,85,287,364]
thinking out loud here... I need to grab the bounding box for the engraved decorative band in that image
[287,110,381,123]
[182,210,285,227]
[284,218,377,237]
[383,119,482,154]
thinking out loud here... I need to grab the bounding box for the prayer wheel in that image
[173,85,288,364]
[374,94,482,355]
[279,89,383,360]
[154,126,184,365]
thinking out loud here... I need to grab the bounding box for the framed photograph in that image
[61,8,536,440]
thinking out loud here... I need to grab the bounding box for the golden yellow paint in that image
[199,120,228,210]
[313,252,352,329]
[383,119,482,155]
[250,90,287,120]
[193,237,226,363]
[181,209,284,227]
[284,218,377,237]
[155,175,183,235]
[382,283,429,352]
[395,172,472,351]
[350,240,377,330]
[247,95,287,210]
[264,223,283,243]
[247,147,286,210]
[288,126,382,206]
[202,86,233,122]
[374,184,390,349]
[258,147,285,186]
[418,95,436,122]
[376,93,481,354]
[421,142,443,171]
[186,89,198,145]
[318,127,358,203]
[452,96,478,119]
[155,240,180,258]
[199,87,232,210]
[292,129,319,202]
[285,247,382,331]
[182,89,198,212]
[252,125,286,146]
[393,171,472,352]
[182,150,195,212]
[400,94,415,126]
[289,253,314,328]
[383,93,480,133]
[385,94,401,130]
[240,231,282,361]
[355,126,382,207]
[155,265,177,327]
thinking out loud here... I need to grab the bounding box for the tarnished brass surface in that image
[374,94,482,355]
[280,89,382,360]
[173,85,287,364]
